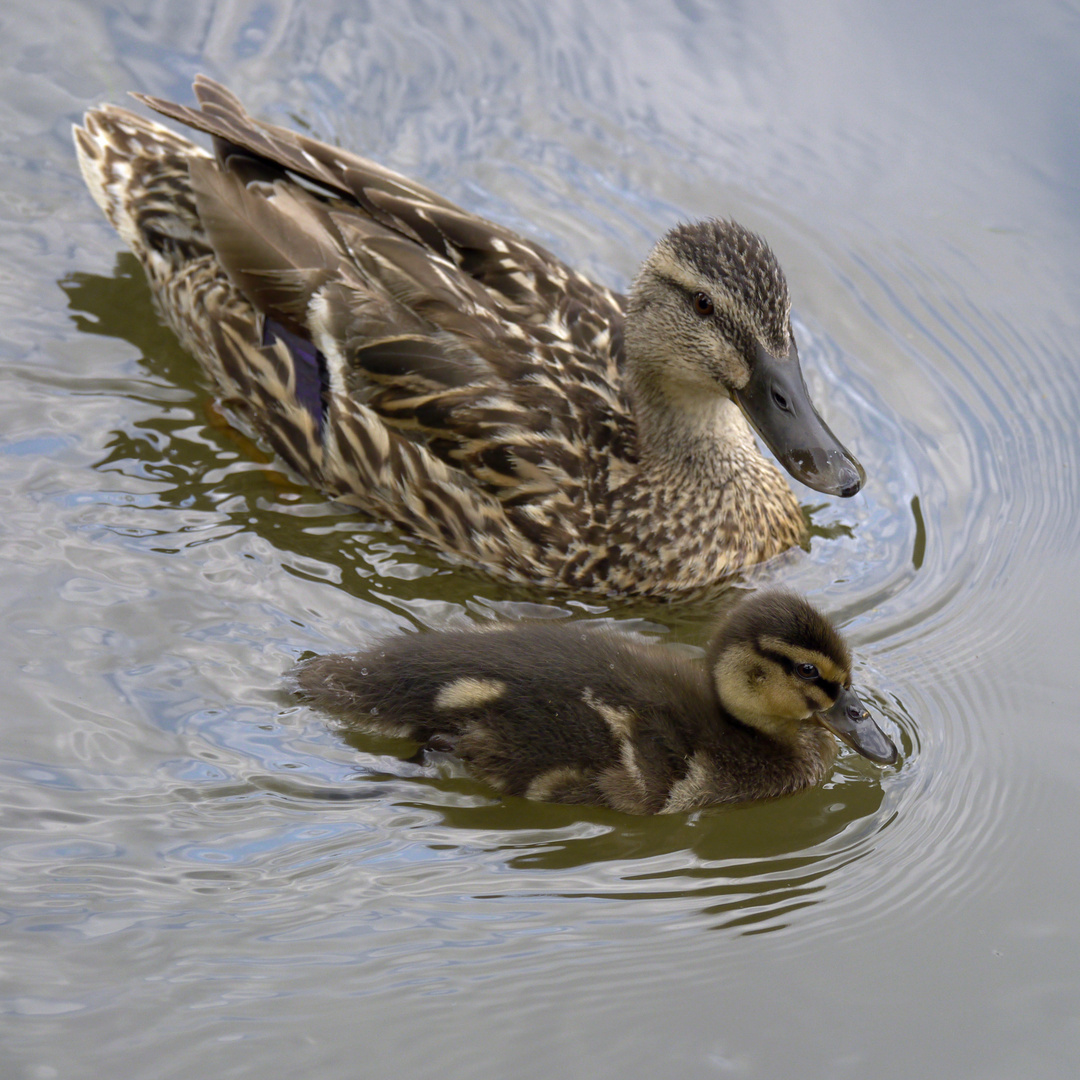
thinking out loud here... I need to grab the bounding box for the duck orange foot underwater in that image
[74,77,864,597]
[293,590,898,814]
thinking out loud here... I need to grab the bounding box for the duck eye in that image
[692,291,714,317]
[796,663,819,681]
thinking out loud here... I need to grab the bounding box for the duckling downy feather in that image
[293,590,897,813]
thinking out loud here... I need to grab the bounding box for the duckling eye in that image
[692,291,714,317]
[796,663,819,681]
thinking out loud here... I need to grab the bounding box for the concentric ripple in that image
[47,151,1078,948]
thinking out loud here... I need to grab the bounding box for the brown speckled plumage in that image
[293,590,898,813]
[73,77,863,597]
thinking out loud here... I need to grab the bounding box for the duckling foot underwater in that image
[293,591,897,814]
[74,77,864,597]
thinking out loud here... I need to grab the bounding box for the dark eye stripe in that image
[817,676,840,699]
[757,645,794,673]
[757,645,841,701]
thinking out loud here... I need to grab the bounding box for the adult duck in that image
[74,77,864,596]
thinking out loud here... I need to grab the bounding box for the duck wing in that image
[137,79,636,507]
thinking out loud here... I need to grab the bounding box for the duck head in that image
[708,590,898,765]
[626,219,864,497]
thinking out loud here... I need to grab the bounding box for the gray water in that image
[3,1,1080,1077]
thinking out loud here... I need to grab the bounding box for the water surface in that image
[3,1,1080,1077]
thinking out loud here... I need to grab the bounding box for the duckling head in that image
[625,219,863,497]
[707,591,897,764]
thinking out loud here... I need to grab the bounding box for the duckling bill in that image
[293,591,897,814]
[74,77,866,597]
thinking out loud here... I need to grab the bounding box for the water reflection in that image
[59,247,914,941]
[256,707,902,936]
[58,255,909,623]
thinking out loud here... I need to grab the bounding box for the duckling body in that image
[74,78,863,596]
[293,591,897,813]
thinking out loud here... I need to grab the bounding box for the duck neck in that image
[626,368,781,492]
[728,715,840,798]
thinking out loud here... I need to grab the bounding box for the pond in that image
[3,1,1080,1077]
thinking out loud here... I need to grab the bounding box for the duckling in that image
[292,591,897,813]
[73,77,864,597]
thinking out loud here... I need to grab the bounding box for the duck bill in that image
[732,342,865,497]
[818,686,898,765]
